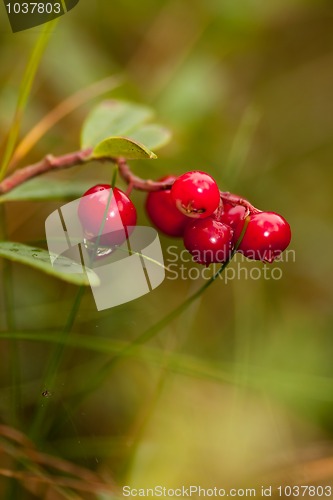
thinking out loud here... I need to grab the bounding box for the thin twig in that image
[116,157,173,191]
[219,191,261,214]
[0,149,93,195]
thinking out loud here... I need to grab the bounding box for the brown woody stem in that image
[0,149,93,195]
[116,158,172,191]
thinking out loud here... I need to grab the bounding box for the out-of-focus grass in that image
[1,0,333,496]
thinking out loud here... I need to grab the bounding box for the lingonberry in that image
[214,202,247,229]
[184,217,234,265]
[171,171,221,218]
[233,211,291,263]
[78,184,137,252]
[145,176,189,237]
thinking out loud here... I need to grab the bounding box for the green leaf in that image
[0,178,94,204]
[0,242,99,287]
[81,100,153,149]
[128,124,172,151]
[81,99,171,160]
[91,136,157,160]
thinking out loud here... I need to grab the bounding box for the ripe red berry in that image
[184,217,234,265]
[214,202,247,229]
[171,171,220,219]
[145,176,189,237]
[78,184,137,250]
[233,211,291,263]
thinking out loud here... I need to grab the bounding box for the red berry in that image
[234,211,291,263]
[171,170,220,219]
[215,203,247,229]
[145,176,189,237]
[184,217,234,265]
[78,184,137,249]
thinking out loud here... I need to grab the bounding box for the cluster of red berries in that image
[78,170,291,266]
[146,171,291,265]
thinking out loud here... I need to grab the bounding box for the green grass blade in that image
[52,220,251,427]
[0,20,57,180]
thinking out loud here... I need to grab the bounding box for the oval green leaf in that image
[91,136,157,160]
[0,242,99,286]
[81,100,154,149]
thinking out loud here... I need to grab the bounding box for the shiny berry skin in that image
[233,211,291,263]
[145,176,189,237]
[78,184,137,248]
[216,203,247,229]
[171,170,220,218]
[184,217,234,265]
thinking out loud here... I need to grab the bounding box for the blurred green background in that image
[0,0,333,497]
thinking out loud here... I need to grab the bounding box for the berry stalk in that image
[219,192,261,215]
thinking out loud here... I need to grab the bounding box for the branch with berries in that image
[0,151,258,212]
[0,147,291,266]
